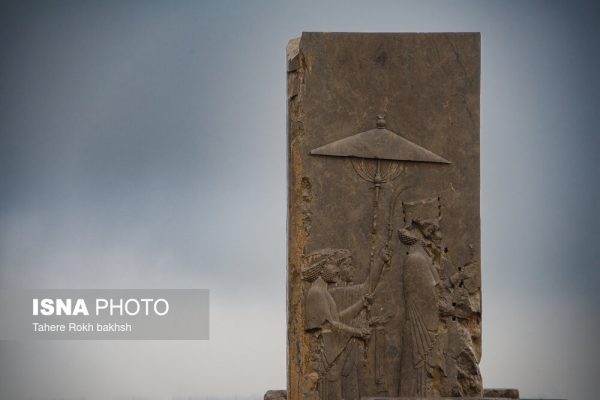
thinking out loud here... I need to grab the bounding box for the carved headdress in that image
[302,248,351,282]
[399,197,442,246]
[402,197,441,226]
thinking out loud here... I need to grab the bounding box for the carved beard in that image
[398,229,419,245]
[339,272,353,285]
[321,268,338,283]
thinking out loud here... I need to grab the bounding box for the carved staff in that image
[350,154,403,394]
[351,154,403,292]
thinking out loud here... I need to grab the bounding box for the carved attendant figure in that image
[398,217,446,397]
[302,248,386,400]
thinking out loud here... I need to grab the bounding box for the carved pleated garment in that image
[401,247,439,397]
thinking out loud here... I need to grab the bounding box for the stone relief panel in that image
[287,33,481,400]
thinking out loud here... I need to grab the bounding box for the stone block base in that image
[264,388,566,400]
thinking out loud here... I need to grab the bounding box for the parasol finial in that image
[376,114,386,129]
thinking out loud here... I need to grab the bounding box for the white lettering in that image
[154,298,169,316]
[55,298,71,315]
[72,299,89,316]
[95,298,169,316]
[40,298,53,316]
[125,299,140,316]
[33,298,89,316]
[32,322,66,332]
[96,298,108,314]
[33,298,39,315]
[68,322,94,332]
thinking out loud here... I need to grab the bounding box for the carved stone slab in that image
[483,389,520,399]
[287,33,481,400]
[264,390,564,400]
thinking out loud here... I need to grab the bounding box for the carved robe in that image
[330,282,368,400]
[400,245,442,397]
[305,278,367,400]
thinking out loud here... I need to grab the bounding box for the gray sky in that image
[0,1,598,399]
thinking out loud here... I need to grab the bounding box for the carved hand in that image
[368,315,390,326]
[362,293,374,309]
[356,326,371,340]
[380,245,392,263]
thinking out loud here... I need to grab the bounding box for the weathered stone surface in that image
[264,391,561,400]
[362,397,543,400]
[363,396,564,400]
[287,32,481,400]
[265,390,288,400]
[483,388,520,399]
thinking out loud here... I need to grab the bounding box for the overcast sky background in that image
[0,1,598,399]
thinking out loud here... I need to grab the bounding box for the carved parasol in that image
[310,114,450,290]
